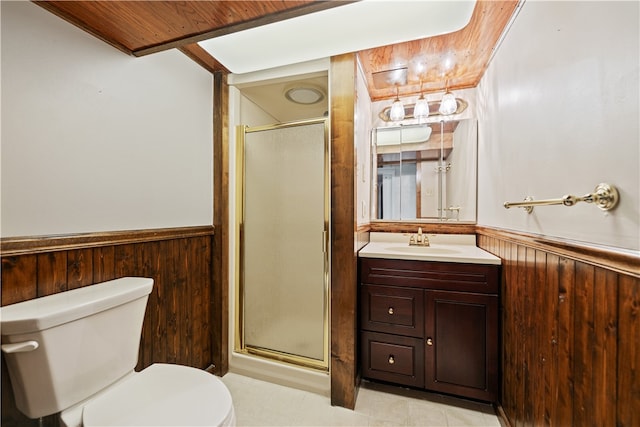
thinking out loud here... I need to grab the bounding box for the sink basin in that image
[385,245,460,255]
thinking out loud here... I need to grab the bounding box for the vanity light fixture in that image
[439,89,458,115]
[380,82,467,122]
[389,87,405,122]
[413,81,430,121]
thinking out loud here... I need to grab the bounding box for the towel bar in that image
[503,183,619,214]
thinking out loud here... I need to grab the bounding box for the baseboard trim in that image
[495,404,512,427]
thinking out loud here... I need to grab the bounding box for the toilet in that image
[0,277,235,426]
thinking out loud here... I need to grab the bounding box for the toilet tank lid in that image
[0,277,153,336]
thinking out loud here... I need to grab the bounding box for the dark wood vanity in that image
[359,257,500,402]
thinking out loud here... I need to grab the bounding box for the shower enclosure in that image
[236,119,329,370]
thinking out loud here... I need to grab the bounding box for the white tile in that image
[406,400,448,427]
[221,373,500,427]
[445,405,494,426]
[481,413,502,427]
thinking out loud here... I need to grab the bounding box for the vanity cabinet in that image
[359,257,500,402]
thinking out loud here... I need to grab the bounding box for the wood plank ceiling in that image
[35,1,349,56]
[359,0,519,100]
[34,0,519,100]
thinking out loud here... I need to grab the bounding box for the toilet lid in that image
[83,364,234,427]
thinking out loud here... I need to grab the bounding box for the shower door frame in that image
[235,118,330,371]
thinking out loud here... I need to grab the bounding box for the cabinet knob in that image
[388,355,395,364]
[388,307,394,315]
[426,338,433,346]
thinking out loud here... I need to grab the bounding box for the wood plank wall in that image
[477,226,639,427]
[0,227,215,427]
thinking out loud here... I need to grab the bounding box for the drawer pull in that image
[426,338,434,346]
[388,355,395,364]
[388,307,394,315]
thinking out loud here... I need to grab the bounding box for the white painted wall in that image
[356,59,372,226]
[239,96,278,127]
[478,1,639,251]
[447,119,477,222]
[1,2,213,237]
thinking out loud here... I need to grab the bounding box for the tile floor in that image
[221,373,501,426]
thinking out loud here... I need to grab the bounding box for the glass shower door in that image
[238,119,328,369]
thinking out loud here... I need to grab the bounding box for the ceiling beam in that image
[179,44,229,74]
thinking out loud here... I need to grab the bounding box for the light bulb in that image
[439,91,457,115]
[413,95,430,121]
[389,98,405,122]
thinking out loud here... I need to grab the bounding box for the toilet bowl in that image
[0,277,235,427]
[61,364,235,427]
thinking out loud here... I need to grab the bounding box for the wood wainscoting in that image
[1,226,216,427]
[477,226,639,427]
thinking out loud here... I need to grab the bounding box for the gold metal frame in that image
[235,118,330,371]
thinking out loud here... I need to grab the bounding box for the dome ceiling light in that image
[284,86,325,105]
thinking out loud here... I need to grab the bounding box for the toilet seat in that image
[81,364,235,427]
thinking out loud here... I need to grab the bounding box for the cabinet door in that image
[425,291,498,401]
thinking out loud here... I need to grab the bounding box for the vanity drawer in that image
[360,258,500,294]
[360,285,424,337]
[361,331,424,388]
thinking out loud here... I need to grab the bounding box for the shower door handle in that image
[322,230,328,253]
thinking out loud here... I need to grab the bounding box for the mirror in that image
[370,119,477,222]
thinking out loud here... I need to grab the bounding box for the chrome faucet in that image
[409,227,430,246]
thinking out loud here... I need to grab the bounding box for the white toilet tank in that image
[0,277,153,419]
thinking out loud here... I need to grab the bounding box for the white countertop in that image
[359,232,501,265]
